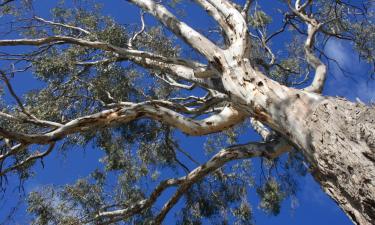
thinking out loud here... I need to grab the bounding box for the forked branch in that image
[0,101,246,145]
[93,138,291,224]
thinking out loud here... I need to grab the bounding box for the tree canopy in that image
[0,0,374,224]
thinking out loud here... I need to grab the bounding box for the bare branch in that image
[0,36,221,90]
[0,101,246,144]
[206,0,249,55]
[287,1,327,93]
[127,10,146,48]
[0,143,55,177]
[154,74,195,90]
[127,0,222,61]
[194,0,235,45]
[93,138,291,224]
[153,138,291,224]
[288,0,327,93]
[92,178,183,224]
[250,117,274,140]
[241,0,254,19]
[33,16,91,35]
[302,23,327,93]
[0,71,63,128]
[0,143,28,162]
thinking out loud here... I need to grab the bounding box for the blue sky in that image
[1,0,374,224]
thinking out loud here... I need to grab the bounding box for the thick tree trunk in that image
[255,92,375,225]
[303,99,375,225]
[256,92,375,225]
[219,58,374,225]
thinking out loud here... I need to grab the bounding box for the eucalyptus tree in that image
[0,0,374,224]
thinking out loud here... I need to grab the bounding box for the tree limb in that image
[127,0,222,61]
[0,101,247,145]
[93,138,291,224]
[0,36,221,90]
[288,0,327,93]
[33,16,91,35]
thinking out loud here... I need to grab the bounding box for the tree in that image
[0,0,374,224]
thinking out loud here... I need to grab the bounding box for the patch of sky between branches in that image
[323,39,375,103]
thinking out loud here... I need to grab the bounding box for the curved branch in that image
[206,0,249,55]
[287,1,327,94]
[154,139,290,224]
[92,178,183,224]
[0,36,221,91]
[33,16,91,35]
[94,138,291,224]
[0,101,247,144]
[127,0,222,61]
[194,0,235,45]
[0,143,55,177]
[127,10,146,48]
[302,23,327,93]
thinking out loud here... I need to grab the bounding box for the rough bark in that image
[239,87,375,225]
[0,1,373,224]
[304,99,375,225]
[218,58,374,225]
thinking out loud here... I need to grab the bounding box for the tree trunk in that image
[303,99,375,225]
[256,91,375,225]
[219,58,375,225]
[255,92,375,225]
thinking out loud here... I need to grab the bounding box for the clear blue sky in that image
[1,0,374,224]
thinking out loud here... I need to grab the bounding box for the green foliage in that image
[0,0,372,224]
[257,178,285,215]
[248,10,272,28]
[178,160,254,225]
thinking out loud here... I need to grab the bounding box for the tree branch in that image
[127,0,222,61]
[0,101,246,145]
[127,10,146,48]
[33,16,91,35]
[0,143,55,177]
[0,71,63,128]
[94,138,291,224]
[288,0,327,93]
[206,0,249,55]
[0,36,221,90]
[194,0,235,45]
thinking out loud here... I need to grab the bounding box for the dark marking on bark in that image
[266,98,272,107]
[212,56,224,73]
[347,166,354,174]
[227,22,234,31]
[254,106,270,123]
[137,112,146,117]
[205,121,213,125]
[304,99,375,225]
[164,112,172,118]
[257,81,263,87]
[362,151,375,162]
[243,78,253,83]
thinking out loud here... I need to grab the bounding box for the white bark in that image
[0,102,245,145]
[128,0,221,61]
[0,0,373,224]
